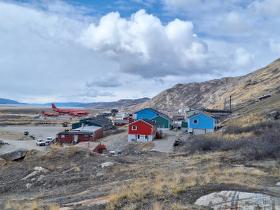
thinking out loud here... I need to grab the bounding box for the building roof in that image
[58,130,94,135]
[188,112,215,120]
[73,125,102,133]
[142,119,156,126]
[135,107,170,120]
[80,116,113,127]
[130,119,156,127]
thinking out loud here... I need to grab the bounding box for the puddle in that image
[195,191,280,210]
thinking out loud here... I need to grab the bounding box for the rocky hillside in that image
[138,59,280,113]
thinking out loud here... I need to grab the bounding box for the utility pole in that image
[229,95,232,111]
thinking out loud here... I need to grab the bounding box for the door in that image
[137,135,146,141]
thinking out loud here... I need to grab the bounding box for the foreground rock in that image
[22,166,49,181]
[0,149,28,161]
[195,191,280,209]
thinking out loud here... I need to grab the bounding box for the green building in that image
[152,114,171,129]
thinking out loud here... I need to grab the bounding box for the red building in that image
[57,125,103,144]
[128,119,157,142]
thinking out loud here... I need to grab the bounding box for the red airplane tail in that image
[51,103,57,110]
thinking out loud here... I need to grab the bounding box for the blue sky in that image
[1,0,280,103]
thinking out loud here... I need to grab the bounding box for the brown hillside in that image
[136,58,280,114]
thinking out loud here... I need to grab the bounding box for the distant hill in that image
[136,58,280,114]
[86,98,150,109]
[0,98,21,105]
[0,98,150,109]
[43,102,88,108]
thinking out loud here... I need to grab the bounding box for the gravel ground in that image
[0,140,47,155]
[0,125,68,155]
[152,130,181,153]
[0,125,67,140]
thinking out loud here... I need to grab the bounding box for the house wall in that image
[57,134,73,144]
[94,128,103,140]
[128,121,154,135]
[153,116,170,129]
[128,134,154,142]
[78,134,94,142]
[128,120,156,142]
[57,129,103,144]
[188,128,214,135]
[188,113,215,130]
[135,109,158,120]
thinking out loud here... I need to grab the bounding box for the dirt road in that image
[152,130,180,153]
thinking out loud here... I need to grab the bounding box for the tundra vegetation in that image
[1,117,280,209]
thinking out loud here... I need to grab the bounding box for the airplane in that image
[51,103,89,117]
[42,111,59,117]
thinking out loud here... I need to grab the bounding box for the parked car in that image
[36,137,54,146]
[45,137,54,145]
[36,139,46,146]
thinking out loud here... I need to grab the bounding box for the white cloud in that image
[234,48,254,67]
[80,10,211,77]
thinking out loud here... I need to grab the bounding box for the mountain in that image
[0,98,21,105]
[43,102,88,108]
[137,59,280,114]
[86,98,150,109]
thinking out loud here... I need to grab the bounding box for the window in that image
[145,135,148,139]
[193,119,198,124]
[132,125,138,130]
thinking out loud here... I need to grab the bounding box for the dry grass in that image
[203,131,255,141]
[107,152,268,209]
[4,199,59,210]
[226,113,264,127]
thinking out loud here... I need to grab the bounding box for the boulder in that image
[195,191,280,209]
[22,167,49,180]
[101,162,114,168]
[34,166,49,173]
[267,111,280,120]
[0,149,28,161]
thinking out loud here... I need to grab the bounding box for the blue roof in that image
[188,112,215,120]
[135,108,170,120]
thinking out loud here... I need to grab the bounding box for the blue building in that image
[134,108,159,120]
[187,112,216,135]
[134,108,171,129]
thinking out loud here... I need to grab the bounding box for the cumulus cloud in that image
[79,10,210,77]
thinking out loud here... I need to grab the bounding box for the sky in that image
[1,0,280,103]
